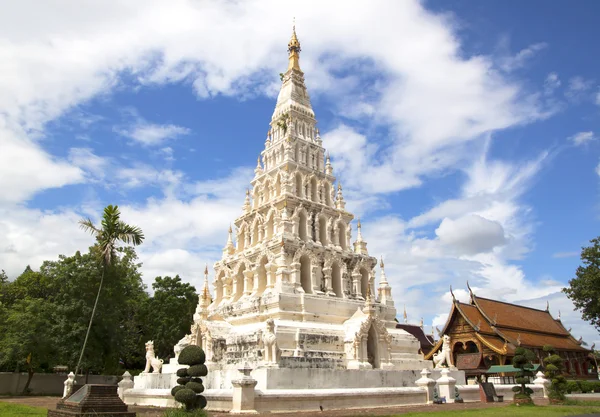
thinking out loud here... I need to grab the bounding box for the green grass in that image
[384,404,600,416]
[0,402,47,416]
[161,408,207,417]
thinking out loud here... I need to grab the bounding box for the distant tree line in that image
[0,246,198,389]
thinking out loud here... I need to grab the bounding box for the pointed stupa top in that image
[356,218,364,242]
[287,20,302,71]
[403,305,408,324]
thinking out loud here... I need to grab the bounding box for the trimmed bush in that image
[178,345,206,366]
[177,377,191,385]
[186,381,205,394]
[579,380,594,393]
[187,364,208,377]
[196,395,207,409]
[566,380,579,393]
[171,385,185,397]
[171,345,208,412]
[174,388,197,410]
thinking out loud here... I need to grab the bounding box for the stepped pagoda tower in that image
[167,27,430,389]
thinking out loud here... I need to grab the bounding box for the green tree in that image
[543,345,567,401]
[512,347,536,402]
[564,237,600,331]
[0,298,56,393]
[44,246,149,374]
[143,276,198,359]
[75,205,144,379]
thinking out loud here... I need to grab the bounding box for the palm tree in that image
[74,205,144,380]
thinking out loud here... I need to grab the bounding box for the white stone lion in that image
[143,340,163,374]
[432,334,452,369]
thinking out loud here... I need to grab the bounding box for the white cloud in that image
[568,131,596,146]
[0,125,83,204]
[544,72,561,95]
[68,147,109,179]
[499,42,547,72]
[566,76,595,102]
[436,214,506,255]
[119,122,190,146]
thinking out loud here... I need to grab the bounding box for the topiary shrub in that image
[512,347,536,404]
[187,364,208,377]
[543,345,567,402]
[178,345,206,366]
[566,380,579,394]
[579,380,594,393]
[171,345,207,411]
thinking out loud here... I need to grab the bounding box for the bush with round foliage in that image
[512,347,536,403]
[186,381,205,394]
[543,345,567,402]
[178,345,205,366]
[187,364,208,377]
[171,345,207,411]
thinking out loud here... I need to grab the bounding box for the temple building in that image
[424,284,596,380]
[165,26,431,387]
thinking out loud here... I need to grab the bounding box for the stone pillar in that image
[243,270,254,296]
[437,368,456,403]
[290,262,303,292]
[415,369,436,404]
[352,272,363,299]
[265,263,276,290]
[117,371,133,400]
[533,371,551,398]
[312,264,324,294]
[322,267,334,296]
[231,364,258,414]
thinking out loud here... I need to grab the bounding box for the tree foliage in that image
[563,237,600,331]
[511,347,535,400]
[543,345,567,401]
[142,275,198,359]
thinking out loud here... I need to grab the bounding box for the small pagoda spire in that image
[335,182,346,210]
[546,300,550,312]
[196,265,211,319]
[420,317,424,329]
[287,20,302,72]
[557,310,561,320]
[223,224,235,255]
[403,305,408,324]
[242,189,251,213]
[315,127,322,145]
[325,152,333,175]
[255,156,263,176]
[265,130,272,148]
[353,218,369,255]
[378,256,393,306]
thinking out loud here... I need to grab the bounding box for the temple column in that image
[290,261,303,293]
[352,271,363,300]
[243,270,254,297]
[322,267,334,296]
[311,263,323,294]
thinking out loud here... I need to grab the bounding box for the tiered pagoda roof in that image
[425,284,589,360]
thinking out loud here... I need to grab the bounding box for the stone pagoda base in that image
[48,384,135,417]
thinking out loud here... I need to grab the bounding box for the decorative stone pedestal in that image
[436,368,456,404]
[533,371,550,399]
[415,368,436,404]
[117,372,134,400]
[231,365,258,414]
[47,384,135,417]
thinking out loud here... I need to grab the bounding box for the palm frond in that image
[78,218,100,236]
[116,221,145,246]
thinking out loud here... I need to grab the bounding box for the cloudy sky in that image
[1,0,599,346]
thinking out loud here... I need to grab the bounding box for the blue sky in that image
[1,0,599,346]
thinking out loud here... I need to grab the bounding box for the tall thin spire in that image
[287,20,301,71]
[403,305,408,324]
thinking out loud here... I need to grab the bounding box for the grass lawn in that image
[393,404,600,416]
[0,402,47,416]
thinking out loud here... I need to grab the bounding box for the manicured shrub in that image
[177,377,191,385]
[579,380,594,393]
[171,385,185,397]
[187,364,208,377]
[543,345,567,401]
[186,381,205,394]
[171,345,208,411]
[178,345,206,366]
[512,347,536,402]
[566,380,579,393]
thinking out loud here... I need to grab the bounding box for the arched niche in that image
[295,173,303,198]
[332,261,342,298]
[319,215,327,245]
[300,254,312,294]
[367,324,380,369]
[256,256,268,296]
[233,263,246,302]
[359,267,369,298]
[298,210,308,241]
[311,177,318,201]
[266,212,275,239]
[337,221,347,250]
[324,182,331,206]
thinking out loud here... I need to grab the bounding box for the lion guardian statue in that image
[143,340,164,374]
[432,334,453,369]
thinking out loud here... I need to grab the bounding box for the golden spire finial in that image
[204,264,208,275]
[229,223,232,234]
[287,20,301,71]
[380,256,384,269]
